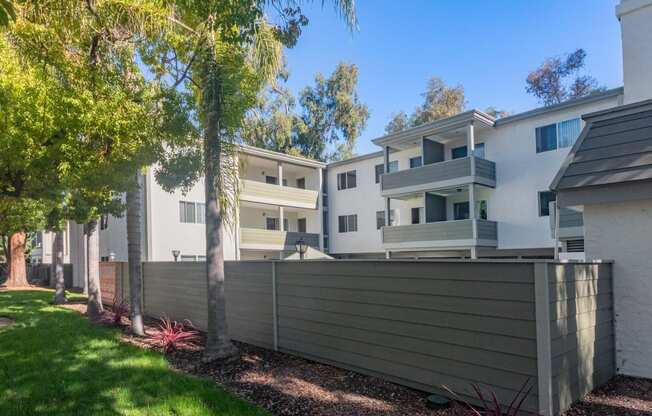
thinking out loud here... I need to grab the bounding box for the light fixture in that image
[108,252,116,262]
[295,238,308,260]
[172,250,180,262]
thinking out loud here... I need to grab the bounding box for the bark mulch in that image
[564,375,652,416]
[63,302,652,416]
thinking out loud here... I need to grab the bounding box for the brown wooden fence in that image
[99,259,613,416]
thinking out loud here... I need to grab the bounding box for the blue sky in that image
[282,0,624,155]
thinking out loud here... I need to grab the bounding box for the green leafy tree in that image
[526,49,605,106]
[295,63,369,161]
[385,77,466,133]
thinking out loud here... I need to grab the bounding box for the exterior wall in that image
[584,200,652,379]
[618,0,652,104]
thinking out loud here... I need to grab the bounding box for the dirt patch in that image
[0,316,15,328]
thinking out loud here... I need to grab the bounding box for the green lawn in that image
[0,290,269,416]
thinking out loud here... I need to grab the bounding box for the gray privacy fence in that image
[100,259,614,416]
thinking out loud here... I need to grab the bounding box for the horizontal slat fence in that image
[98,259,613,416]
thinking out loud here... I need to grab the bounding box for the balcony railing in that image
[380,156,496,197]
[382,219,498,250]
[241,179,319,209]
[239,228,320,251]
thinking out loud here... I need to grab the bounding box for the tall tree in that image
[152,1,357,361]
[384,77,466,133]
[526,49,605,106]
[295,63,369,161]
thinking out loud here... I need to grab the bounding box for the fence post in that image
[272,261,278,351]
[534,262,553,416]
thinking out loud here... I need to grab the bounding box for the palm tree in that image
[52,230,66,304]
[86,220,103,318]
[126,174,145,336]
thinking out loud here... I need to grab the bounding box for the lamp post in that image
[295,238,308,260]
[172,250,180,262]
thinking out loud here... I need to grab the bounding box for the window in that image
[453,202,470,220]
[338,214,358,232]
[475,143,485,159]
[296,177,306,189]
[337,170,357,190]
[536,118,581,153]
[265,175,278,184]
[100,214,109,230]
[283,178,288,186]
[298,218,307,233]
[283,218,288,231]
[197,255,206,262]
[411,207,423,224]
[477,200,488,220]
[538,191,556,217]
[196,203,205,224]
[179,201,196,223]
[323,236,329,251]
[374,161,398,183]
[266,217,279,230]
[410,156,423,169]
[452,146,468,159]
[375,210,397,229]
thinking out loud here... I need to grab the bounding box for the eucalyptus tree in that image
[150,0,357,360]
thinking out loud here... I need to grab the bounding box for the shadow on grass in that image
[0,290,268,416]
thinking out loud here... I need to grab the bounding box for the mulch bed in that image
[62,302,652,416]
[0,316,15,328]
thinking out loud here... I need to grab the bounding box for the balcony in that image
[380,157,496,198]
[239,228,320,251]
[382,219,498,250]
[241,179,319,209]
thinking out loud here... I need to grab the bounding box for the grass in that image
[0,290,269,416]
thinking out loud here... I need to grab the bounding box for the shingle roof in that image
[551,99,652,191]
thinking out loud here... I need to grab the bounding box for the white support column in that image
[553,202,560,260]
[469,183,477,259]
[278,206,284,231]
[277,161,283,186]
[317,167,324,251]
[467,121,476,177]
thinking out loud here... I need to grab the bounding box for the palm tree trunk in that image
[5,232,28,287]
[86,219,103,319]
[53,231,66,304]
[202,59,236,361]
[126,173,144,336]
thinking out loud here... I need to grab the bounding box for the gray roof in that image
[551,98,652,192]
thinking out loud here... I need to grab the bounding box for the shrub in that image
[445,379,533,416]
[110,298,129,326]
[152,317,199,354]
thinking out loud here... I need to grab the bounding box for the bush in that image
[445,379,533,416]
[110,298,129,326]
[152,317,199,354]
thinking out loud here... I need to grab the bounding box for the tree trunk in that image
[52,231,66,304]
[86,220,103,319]
[5,232,28,287]
[202,61,236,361]
[126,174,144,336]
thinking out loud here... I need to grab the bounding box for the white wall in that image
[584,200,652,379]
[484,96,621,251]
[618,0,652,104]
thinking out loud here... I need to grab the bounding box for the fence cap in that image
[224,258,614,265]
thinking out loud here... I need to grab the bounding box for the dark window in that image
[538,191,556,216]
[475,143,485,159]
[388,160,398,173]
[452,146,468,159]
[478,200,488,220]
[266,217,278,230]
[454,202,470,220]
[410,157,423,169]
[374,164,384,183]
[338,214,358,233]
[536,124,558,153]
[323,236,329,251]
[282,178,288,186]
[337,170,357,190]
[376,211,384,230]
[179,201,196,223]
[266,175,278,184]
[323,210,329,232]
[100,215,109,230]
[411,207,421,224]
[296,177,306,189]
[298,218,307,233]
[283,218,288,231]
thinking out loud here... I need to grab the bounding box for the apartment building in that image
[327,89,624,259]
[98,145,326,263]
